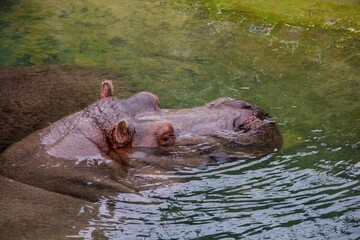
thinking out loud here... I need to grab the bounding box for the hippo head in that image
[38,80,280,162]
[135,97,283,150]
[101,80,281,154]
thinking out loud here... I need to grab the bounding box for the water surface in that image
[0,0,359,239]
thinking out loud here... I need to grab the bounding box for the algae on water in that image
[0,0,359,148]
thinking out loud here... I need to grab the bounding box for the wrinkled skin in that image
[136,95,282,153]
[0,80,281,200]
[0,81,177,200]
[41,81,175,160]
[2,79,281,161]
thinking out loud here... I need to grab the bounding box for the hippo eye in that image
[253,108,269,120]
[242,104,252,110]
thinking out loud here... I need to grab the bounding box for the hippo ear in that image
[101,80,113,98]
[113,119,136,147]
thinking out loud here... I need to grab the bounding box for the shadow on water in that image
[0,0,359,239]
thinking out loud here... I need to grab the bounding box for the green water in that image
[0,0,359,239]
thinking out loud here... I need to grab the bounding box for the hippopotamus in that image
[0,80,282,200]
[0,79,282,239]
[41,80,281,159]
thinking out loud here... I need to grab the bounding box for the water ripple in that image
[75,149,360,239]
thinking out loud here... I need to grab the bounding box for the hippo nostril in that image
[253,108,269,120]
[226,100,253,110]
[236,102,253,110]
[242,103,253,110]
[233,118,247,133]
[233,116,257,133]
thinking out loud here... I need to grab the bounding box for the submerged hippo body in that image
[0,81,176,200]
[0,80,281,200]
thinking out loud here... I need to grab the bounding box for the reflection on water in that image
[0,0,359,239]
[71,147,360,239]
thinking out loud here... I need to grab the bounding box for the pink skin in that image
[136,97,282,149]
[132,120,176,147]
[40,80,279,160]
[101,80,281,150]
[100,80,114,99]
[101,80,175,150]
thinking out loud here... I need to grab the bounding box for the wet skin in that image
[0,81,177,200]
[40,81,176,160]
[138,97,282,151]
[0,80,281,201]
[98,79,282,152]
